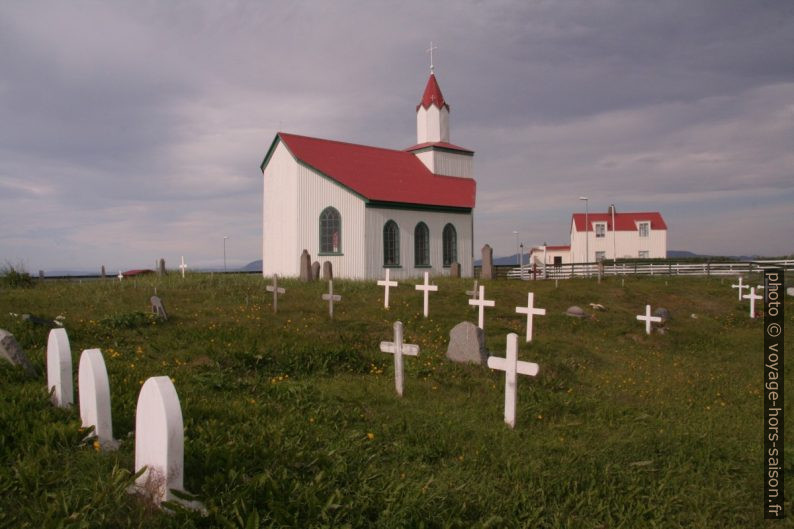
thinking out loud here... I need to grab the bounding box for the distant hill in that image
[241,260,263,272]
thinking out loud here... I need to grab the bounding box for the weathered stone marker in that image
[134,376,202,510]
[468,285,495,330]
[449,262,461,278]
[311,261,321,280]
[636,304,663,335]
[299,250,312,281]
[487,333,539,429]
[446,321,488,365]
[481,244,494,280]
[415,272,438,318]
[322,261,333,280]
[0,329,36,376]
[158,258,166,276]
[266,274,286,313]
[377,269,398,308]
[101,265,106,278]
[322,280,341,319]
[179,256,188,278]
[150,296,168,320]
[515,292,546,342]
[731,276,748,301]
[743,287,763,319]
[47,328,73,407]
[379,321,420,397]
[79,349,118,450]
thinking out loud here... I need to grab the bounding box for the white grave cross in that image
[79,349,118,450]
[731,276,748,301]
[179,256,188,278]
[468,285,495,329]
[415,272,438,318]
[266,274,286,313]
[377,269,398,308]
[465,280,479,306]
[322,280,341,319]
[487,333,539,429]
[47,328,73,407]
[743,287,763,318]
[636,304,662,335]
[515,292,546,342]
[117,270,124,281]
[379,321,420,397]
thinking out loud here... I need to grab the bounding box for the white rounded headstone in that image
[134,376,184,505]
[78,349,117,449]
[47,328,73,407]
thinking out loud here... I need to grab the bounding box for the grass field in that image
[0,273,790,528]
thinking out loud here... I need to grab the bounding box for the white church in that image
[261,70,476,279]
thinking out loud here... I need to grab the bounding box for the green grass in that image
[0,274,791,528]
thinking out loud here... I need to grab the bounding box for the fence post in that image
[706,261,710,277]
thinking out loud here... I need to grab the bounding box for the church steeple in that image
[416,72,450,144]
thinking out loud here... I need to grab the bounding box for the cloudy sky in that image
[1,0,792,272]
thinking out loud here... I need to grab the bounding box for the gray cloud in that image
[1,0,792,272]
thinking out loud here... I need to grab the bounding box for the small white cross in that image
[465,280,479,309]
[468,285,495,329]
[266,274,286,314]
[743,287,763,318]
[377,269,398,308]
[415,272,438,318]
[179,256,188,278]
[117,270,124,281]
[731,276,748,301]
[379,321,420,397]
[487,333,539,429]
[636,304,662,335]
[515,292,546,342]
[322,280,341,319]
[426,41,438,72]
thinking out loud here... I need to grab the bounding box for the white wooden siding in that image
[364,207,473,279]
[262,141,299,277]
[570,225,667,262]
[296,163,367,279]
[416,106,449,143]
[415,150,473,178]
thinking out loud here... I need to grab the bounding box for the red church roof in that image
[417,73,448,111]
[263,132,476,210]
[571,212,667,232]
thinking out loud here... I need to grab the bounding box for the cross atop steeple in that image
[426,41,438,73]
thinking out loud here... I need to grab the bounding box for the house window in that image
[383,220,400,266]
[638,222,650,238]
[639,250,649,259]
[414,222,430,266]
[442,223,457,267]
[595,251,606,262]
[595,222,606,238]
[319,207,341,254]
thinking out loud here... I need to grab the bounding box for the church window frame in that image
[414,222,431,268]
[383,220,400,267]
[442,223,457,267]
[318,207,342,255]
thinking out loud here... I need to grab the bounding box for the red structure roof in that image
[265,133,476,209]
[571,212,667,232]
[417,73,448,111]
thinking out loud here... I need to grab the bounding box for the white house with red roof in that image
[260,71,476,279]
[530,206,667,267]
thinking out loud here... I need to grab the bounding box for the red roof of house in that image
[268,132,476,209]
[404,141,474,154]
[571,212,667,232]
[417,73,448,111]
[529,245,570,253]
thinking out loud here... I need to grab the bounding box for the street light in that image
[579,197,589,273]
[223,236,229,273]
[513,230,519,266]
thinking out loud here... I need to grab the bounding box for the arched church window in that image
[442,223,457,267]
[383,220,400,266]
[319,207,341,254]
[414,222,430,266]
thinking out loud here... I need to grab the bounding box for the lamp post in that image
[579,197,589,275]
[513,230,519,266]
[519,243,524,278]
[223,236,228,273]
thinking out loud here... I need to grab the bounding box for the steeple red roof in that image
[417,73,449,111]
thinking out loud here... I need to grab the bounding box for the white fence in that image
[503,260,794,280]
